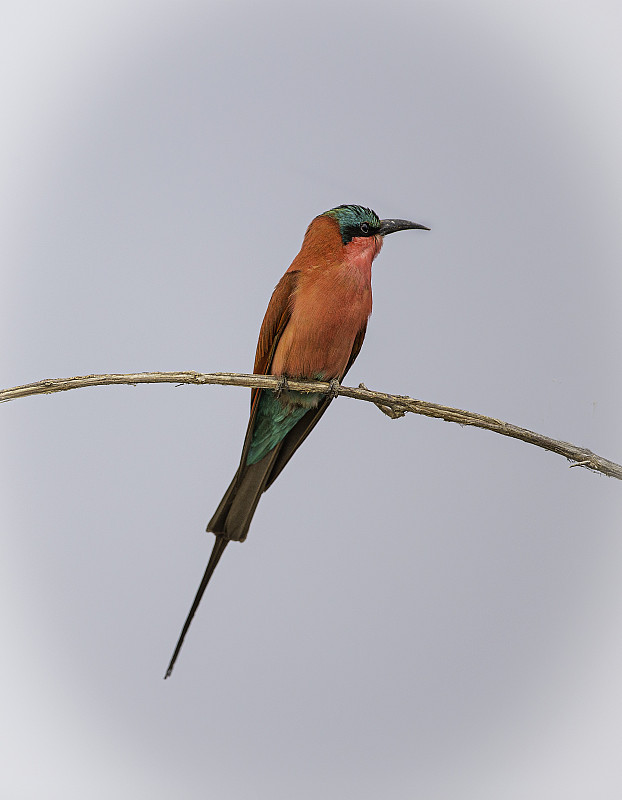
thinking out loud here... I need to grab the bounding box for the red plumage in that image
[164,205,427,676]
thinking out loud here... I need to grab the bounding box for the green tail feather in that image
[247,390,321,464]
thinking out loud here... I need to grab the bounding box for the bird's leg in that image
[274,375,289,398]
[327,379,341,399]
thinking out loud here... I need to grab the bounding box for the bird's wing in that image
[237,270,299,467]
[264,320,368,490]
[253,270,299,392]
[207,270,299,533]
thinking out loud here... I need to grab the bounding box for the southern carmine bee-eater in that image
[165,204,429,677]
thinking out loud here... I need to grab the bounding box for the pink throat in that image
[342,234,383,284]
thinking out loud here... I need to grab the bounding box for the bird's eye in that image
[360,222,370,234]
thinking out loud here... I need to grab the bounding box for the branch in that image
[2,371,620,480]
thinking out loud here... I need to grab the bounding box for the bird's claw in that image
[274,375,289,397]
[327,379,341,399]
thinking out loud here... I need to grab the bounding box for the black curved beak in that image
[379,218,430,236]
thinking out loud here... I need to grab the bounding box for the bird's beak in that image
[378,218,430,236]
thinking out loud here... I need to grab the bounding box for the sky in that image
[2,1,622,797]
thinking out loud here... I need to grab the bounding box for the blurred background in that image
[2,1,622,797]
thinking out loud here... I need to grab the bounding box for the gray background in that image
[2,1,622,797]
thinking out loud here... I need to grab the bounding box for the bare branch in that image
[1,371,620,480]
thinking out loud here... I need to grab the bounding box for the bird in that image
[164,204,429,677]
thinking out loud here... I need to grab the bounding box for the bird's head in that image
[292,204,429,272]
[322,204,429,245]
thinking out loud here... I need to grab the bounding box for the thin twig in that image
[1,371,620,480]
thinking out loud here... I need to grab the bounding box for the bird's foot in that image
[274,375,289,397]
[327,379,341,399]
